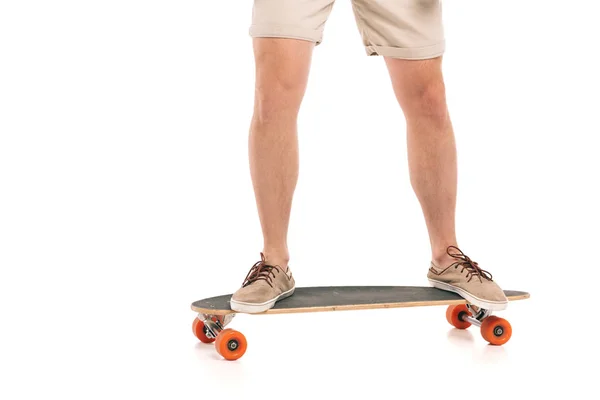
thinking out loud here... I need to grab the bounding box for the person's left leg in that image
[384,56,457,267]
[351,0,508,310]
[385,56,507,311]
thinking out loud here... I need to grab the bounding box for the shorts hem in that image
[364,41,446,60]
[249,24,322,45]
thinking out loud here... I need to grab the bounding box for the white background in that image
[1,0,598,399]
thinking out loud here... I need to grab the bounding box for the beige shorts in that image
[250,0,445,60]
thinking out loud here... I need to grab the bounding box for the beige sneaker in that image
[230,253,295,313]
[427,246,508,311]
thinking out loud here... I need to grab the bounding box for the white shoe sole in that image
[428,279,508,311]
[230,287,296,314]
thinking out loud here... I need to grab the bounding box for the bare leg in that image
[384,56,458,267]
[249,38,314,267]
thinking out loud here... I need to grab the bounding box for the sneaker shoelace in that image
[241,253,282,288]
[447,246,493,283]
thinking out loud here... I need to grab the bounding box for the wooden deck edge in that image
[191,292,530,316]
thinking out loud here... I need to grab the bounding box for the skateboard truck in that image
[446,303,513,345]
[192,313,248,360]
[462,304,492,327]
[197,313,235,339]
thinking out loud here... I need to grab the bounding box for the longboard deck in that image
[191,286,530,315]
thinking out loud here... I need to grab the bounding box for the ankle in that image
[262,249,290,268]
[432,254,454,269]
[432,243,458,267]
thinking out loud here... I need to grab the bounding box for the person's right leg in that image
[230,0,335,313]
[230,39,313,313]
[249,38,313,270]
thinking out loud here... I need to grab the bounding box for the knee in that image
[254,78,306,124]
[405,82,449,125]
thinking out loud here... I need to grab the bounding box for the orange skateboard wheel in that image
[192,318,215,344]
[481,316,512,345]
[446,304,472,329]
[215,329,247,361]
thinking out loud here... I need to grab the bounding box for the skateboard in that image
[191,286,530,361]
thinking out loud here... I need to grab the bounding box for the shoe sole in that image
[229,287,296,314]
[428,279,508,311]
